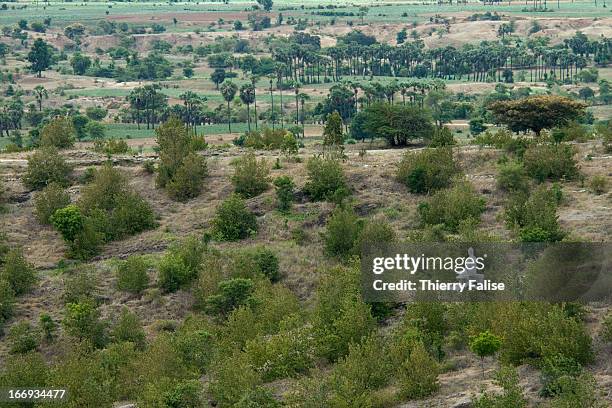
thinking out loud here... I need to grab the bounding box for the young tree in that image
[239,83,256,132]
[323,111,344,147]
[32,85,48,112]
[257,0,273,12]
[220,80,238,133]
[27,38,53,78]
[211,68,226,90]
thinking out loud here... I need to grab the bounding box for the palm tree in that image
[239,83,256,132]
[298,92,309,138]
[275,63,286,129]
[294,82,301,126]
[268,75,276,130]
[220,80,238,133]
[250,75,260,130]
[33,85,48,111]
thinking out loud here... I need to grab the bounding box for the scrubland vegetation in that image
[0,0,610,407]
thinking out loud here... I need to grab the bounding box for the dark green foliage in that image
[0,353,49,405]
[323,111,344,147]
[323,207,363,257]
[273,175,294,213]
[23,147,72,190]
[239,246,280,282]
[352,102,435,146]
[111,308,146,350]
[34,183,70,224]
[156,118,208,201]
[166,152,208,202]
[158,236,205,292]
[312,265,376,362]
[304,156,349,202]
[231,152,270,198]
[8,321,39,354]
[0,279,14,333]
[497,160,529,193]
[396,341,440,400]
[602,313,612,343]
[212,194,257,241]
[0,247,36,296]
[397,147,458,194]
[116,256,149,294]
[62,266,99,305]
[160,380,204,408]
[523,143,579,182]
[504,186,565,242]
[429,126,456,147]
[39,313,56,343]
[352,220,396,256]
[40,116,76,149]
[540,355,583,398]
[205,278,254,316]
[418,182,486,232]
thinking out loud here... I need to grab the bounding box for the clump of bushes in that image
[231,152,270,198]
[158,236,206,292]
[497,160,529,193]
[396,147,458,194]
[304,156,349,202]
[7,321,40,354]
[473,366,526,408]
[504,186,565,242]
[0,248,37,296]
[40,117,76,149]
[34,183,70,224]
[522,143,578,182]
[323,207,363,257]
[234,128,291,150]
[418,182,486,232]
[212,194,257,241]
[429,126,456,147]
[156,118,208,201]
[23,147,73,190]
[93,138,130,155]
[589,175,608,195]
[116,256,149,294]
[205,278,254,316]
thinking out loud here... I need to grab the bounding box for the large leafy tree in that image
[27,38,53,77]
[488,95,586,136]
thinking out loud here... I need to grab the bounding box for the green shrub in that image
[473,366,527,408]
[51,204,84,242]
[245,326,314,381]
[304,156,349,202]
[107,193,156,240]
[504,186,565,242]
[62,266,99,304]
[208,352,260,407]
[418,182,486,232]
[523,143,579,182]
[34,183,70,224]
[273,175,294,213]
[63,299,108,348]
[172,319,215,373]
[166,152,208,201]
[328,335,394,404]
[8,321,39,354]
[589,175,608,195]
[0,247,36,296]
[231,152,270,198]
[546,372,600,408]
[234,387,281,408]
[234,246,280,282]
[323,206,364,257]
[93,138,129,155]
[397,341,440,400]
[0,353,49,400]
[205,278,254,316]
[39,313,57,343]
[212,194,257,241]
[397,147,458,194]
[352,220,396,255]
[158,236,205,292]
[116,256,149,294]
[312,265,376,362]
[429,126,456,147]
[497,160,529,193]
[472,128,513,149]
[40,116,76,149]
[540,354,583,397]
[111,308,146,350]
[23,147,72,190]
